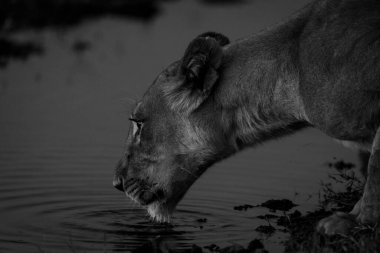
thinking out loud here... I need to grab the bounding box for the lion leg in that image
[356,129,380,224]
[359,150,370,178]
[317,127,380,235]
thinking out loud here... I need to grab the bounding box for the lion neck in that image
[211,19,311,150]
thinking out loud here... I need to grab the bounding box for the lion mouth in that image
[123,178,175,223]
[123,178,157,205]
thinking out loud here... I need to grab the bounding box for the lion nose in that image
[113,175,124,192]
[113,156,128,192]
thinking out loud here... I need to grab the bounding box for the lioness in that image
[113,0,380,235]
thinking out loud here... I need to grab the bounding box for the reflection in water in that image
[63,208,184,252]
[0,0,362,252]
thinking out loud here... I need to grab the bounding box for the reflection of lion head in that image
[113,32,235,222]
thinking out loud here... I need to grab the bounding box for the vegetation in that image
[284,160,380,253]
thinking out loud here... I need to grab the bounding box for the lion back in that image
[299,0,380,142]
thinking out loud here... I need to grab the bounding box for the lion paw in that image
[316,212,357,235]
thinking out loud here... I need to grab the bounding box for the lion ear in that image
[197,32,230,47]
[163,32,229,113]
[181,32,229,93]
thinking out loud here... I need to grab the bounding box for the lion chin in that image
[124,185,180,223]
[146,202,173,223]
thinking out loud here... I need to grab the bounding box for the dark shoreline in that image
[0,0,160,68]
[0,0,159,32]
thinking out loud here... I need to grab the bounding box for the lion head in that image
[113,32,234,222]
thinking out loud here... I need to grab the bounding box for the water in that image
[0,1,363,252]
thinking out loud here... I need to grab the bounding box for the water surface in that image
[0,1,362,252]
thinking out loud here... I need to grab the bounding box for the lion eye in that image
[129,117,143,136]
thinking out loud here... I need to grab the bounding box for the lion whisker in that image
[120,96,138,106]
[177,166,199,179]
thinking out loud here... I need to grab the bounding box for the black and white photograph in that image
[1,0,380,252]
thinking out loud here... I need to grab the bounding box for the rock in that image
[247,239,264,253]
[191,244,203,253]
[255,225,276,235]
[260,199,298,212]
[219,244,246,253]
